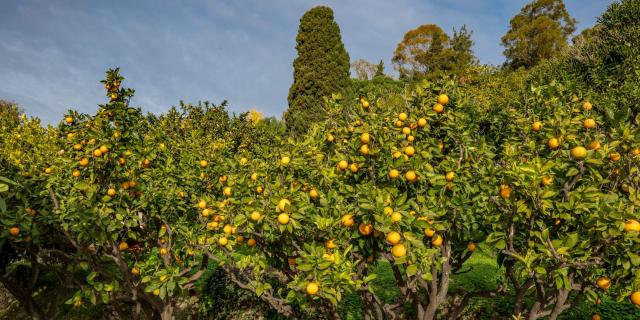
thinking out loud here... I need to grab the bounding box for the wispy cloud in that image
[0,0,613,124]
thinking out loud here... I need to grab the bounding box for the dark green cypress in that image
[285,6,350,135]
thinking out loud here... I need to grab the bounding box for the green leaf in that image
[0,184,8,193]
[406,264,418,277]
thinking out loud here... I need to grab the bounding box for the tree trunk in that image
[160,303,173,320]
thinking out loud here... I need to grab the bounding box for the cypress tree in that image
[285,6,350,135]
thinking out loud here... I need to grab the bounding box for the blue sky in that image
[0,0,613,124]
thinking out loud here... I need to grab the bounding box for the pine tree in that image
[285,6,350,135]
[374,60,385,77]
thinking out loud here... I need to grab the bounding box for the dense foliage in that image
[2,1,640,320]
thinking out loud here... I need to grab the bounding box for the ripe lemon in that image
[360,133,370,144]
[118,242,129,251]
[99,145,108,153]
[417,118,427,128]
[384,207,393,215]
[386,231,401,244]
[198,200,207,209]
[280,156,290,165]
[131,267,140,275]
[306,282,319,295]
[389,169,399,179]
[65,116,74,124]
[433,103,444,113]
[392,151,402,159]
[240,157,248,165]
[583,101,592,110]
[223,224,233,234]
[437,94,449,105]
[432,234,443,246]
[548,138,560,149]
[256,186,263,194]
[571,147,587,160]
[277,213,290,225]
[402,127,411,135]
[596,277,611,290]
[107,188,116,197]
[153,289,160,296]
[93,149,103,157]
[361,100,370,108]
[72,170,81,177]
[405,170,417,182]
[391,244,406,258]
[391,212,402,223]
[309,189,319,199]
[404,146,415,156]
[583,118,596,129]
[159,248,168,255]
[542,176,553,186]
[350,163,359,173]
[199,160,208,168]
[325,239,337,249]
[338,160,348,170]
[398,112,408,121]
[201,208,211,217]
[251,172,258,181]
[218,237,228,246]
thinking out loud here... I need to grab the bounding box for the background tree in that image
[374,60,385,78]
[392,24,450,80]
[285,6,350,135]
[501,0,577,69]
[350,59,377,80]
[449,25,477,78]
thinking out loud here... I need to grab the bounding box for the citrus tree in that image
[188,79,500,319]
[481,81,640,319]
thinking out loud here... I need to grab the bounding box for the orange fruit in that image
[199,160,208,168]
[218,237,228,246]
[79,158,89,167]
[588,141,601,150]
[571,147,587,160]
[250,211,261,222]
[424,228,435,237]
[118,241,129,251]
[433,103,444,113]
[247,239,257,247]
[9,226,20,236]
[467,242,476,252]
[402,127,411,135]
[500,184,512,199]
[437,94,449,105]
[531,121,542,132]
[583,118,596,129]
[350,163,359,173]
[445,171,455,182]
[596,277,611,290]
[65,116,74,124]
[198,200,207,209]
[309,189,319,199]
[131,267,140,275]
[107,188,116,197]
[405,170,417,182]
[391,212,402,223]
[582,101,592,110]
[223,187,232,197]
[417,118,427,128]
[325,239,337,249]
[277,213,290,225]
[432,234,443,246]
[361,100,369,108]
[341,214,354,227]
[72,170,81,177]
[326,134,335,142]
[624,219,640,232]
[360,144,370,155]
[389,169,400,179]
[542,176,553,186]
[398,112,408,121]
[360,133,370,144]
[358,223,373,236]
[306,282,319,295]
[548,138,560,149]
[280,156,290,165]
[386,231,401,244]
[610,152,621,161]
[338,160,349,170]
[404,146,415,156]
[630,291,640,306]
[391,244,406,258]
